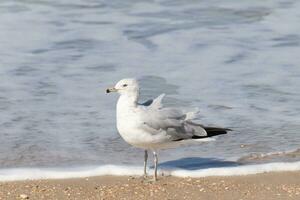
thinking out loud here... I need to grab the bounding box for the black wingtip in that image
[172,125,232,142]
[203,127,232,137]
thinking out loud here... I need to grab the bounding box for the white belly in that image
[117,117,182,149]
[115,95,179,149]
[117,116,150,148]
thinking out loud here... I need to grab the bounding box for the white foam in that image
[0,165,143,182]
[238,148,300,162]
[0,161,299,182]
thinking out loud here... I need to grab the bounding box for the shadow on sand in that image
[158,157,241,170]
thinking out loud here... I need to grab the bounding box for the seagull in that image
[106,78,230,181]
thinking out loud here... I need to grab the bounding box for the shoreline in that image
[0,171,299,200]
[1,160,300,182]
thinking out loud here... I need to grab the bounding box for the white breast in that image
[116,96,147,147]
[115,95,178,149]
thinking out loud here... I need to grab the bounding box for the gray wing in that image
[139,99,153,106]
[138,94,208,141]
[139,93,165,108]
[142,112,208,141]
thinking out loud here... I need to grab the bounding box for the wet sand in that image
[0,171,299,200]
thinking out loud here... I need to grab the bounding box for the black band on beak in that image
[106,87,117,93]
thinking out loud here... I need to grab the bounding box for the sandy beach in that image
[0,171,299,200]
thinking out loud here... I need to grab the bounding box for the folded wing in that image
[138,94,229,142]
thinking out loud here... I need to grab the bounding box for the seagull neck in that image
[118,93,139,108]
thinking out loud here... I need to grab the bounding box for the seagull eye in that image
[122,84,128,87]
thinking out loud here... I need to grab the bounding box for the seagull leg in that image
[143,150,148,177]
[153,151,158,181]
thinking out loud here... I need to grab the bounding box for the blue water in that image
[0,0,299,171]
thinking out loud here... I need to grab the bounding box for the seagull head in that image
[106,78,139,96]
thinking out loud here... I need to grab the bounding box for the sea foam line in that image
[0,161,299,182]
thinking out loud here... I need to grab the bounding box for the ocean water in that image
[0,0,300,180]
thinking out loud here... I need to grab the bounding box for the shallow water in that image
[0,0,300,173]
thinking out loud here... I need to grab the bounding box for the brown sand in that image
[0,171,299,200]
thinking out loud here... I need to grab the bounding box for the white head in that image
[106,78,139,97]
